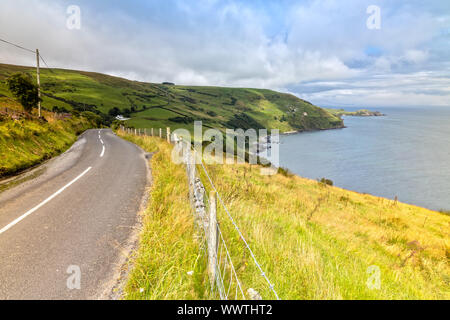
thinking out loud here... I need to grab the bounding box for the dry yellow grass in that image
[121,131,449,300]
[202,163,449,299]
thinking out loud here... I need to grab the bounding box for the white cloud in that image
[0,0,448,107]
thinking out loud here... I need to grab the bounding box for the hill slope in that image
[0,63,343,132]
[0,98,95,178]
[120,131,450,300]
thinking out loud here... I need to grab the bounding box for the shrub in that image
[6,73,41,113]
[169,116,194,124]
[319,178,333,186]
[108,107,121,117]
[226,113,263,130]
[52,106,69,113]
[278,167,293,177]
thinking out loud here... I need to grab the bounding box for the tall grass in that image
[202,163,449,299]
[120,131,449,300]
[120,132,211,300]
[0,106,93,177]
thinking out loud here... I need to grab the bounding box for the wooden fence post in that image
[151,128,154,137]
[167,127,171,143]
[188,149,196,204]
[208,191,218,286]
[159,128,162,138]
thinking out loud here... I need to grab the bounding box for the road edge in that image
[97,133,154,300]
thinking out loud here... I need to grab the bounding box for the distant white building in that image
[115,115,130,121]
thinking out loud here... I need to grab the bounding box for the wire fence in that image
[121,125,280,300]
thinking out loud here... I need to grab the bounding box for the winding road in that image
[0,129,148,299]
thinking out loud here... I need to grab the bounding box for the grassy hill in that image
[120,131,449,300]
[0,63,343,133]
[0,98,96,178]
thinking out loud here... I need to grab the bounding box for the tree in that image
[123,108,131,117]
[108,107,121,117]
[6,73,41,113]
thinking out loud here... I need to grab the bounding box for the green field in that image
[0,63,343,133]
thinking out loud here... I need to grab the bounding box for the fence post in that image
[208,191,218,286]
[144,128,147,136]
[188,149,196,205]
[167,127,171,143]
[151,128,154,137]
[159,128,162,138]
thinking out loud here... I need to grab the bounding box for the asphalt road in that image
[0,129,148,299]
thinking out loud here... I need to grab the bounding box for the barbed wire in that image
[187,142,280,300]
[122,127,280,300]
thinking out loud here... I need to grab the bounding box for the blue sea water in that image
[279,107,450,211]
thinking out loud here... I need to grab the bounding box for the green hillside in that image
[0,63,343,133]
[0,104,95,178]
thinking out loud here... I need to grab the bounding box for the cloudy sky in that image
[0,0,449,107]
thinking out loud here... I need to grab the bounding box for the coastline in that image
[256,123,347,154]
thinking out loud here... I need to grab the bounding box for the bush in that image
[226,113,263,130]
[169,116,194,124]
[319,178,333,186]
[81,111,102,127]
[278,167,293,177]
[108,107,121,117]
[52,106,69,113]
[6,73,41,113]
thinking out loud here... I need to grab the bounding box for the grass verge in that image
[119,131,210,300]
[0,108,94,178]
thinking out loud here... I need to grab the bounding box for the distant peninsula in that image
[326,108,386,117]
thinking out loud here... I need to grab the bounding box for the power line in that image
[0,37,35,54]
[0,37,57,117]
[0,37,55,73]
[38,53,55,73]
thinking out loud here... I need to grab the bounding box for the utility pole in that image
[36,49,41,117]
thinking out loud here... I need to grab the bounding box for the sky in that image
[0,0,449,108]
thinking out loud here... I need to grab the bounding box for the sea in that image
[279,106,450,211]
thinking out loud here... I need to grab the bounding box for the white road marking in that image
[0,167,92,236]
[100,139,104,144]
[100,145,105,157]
